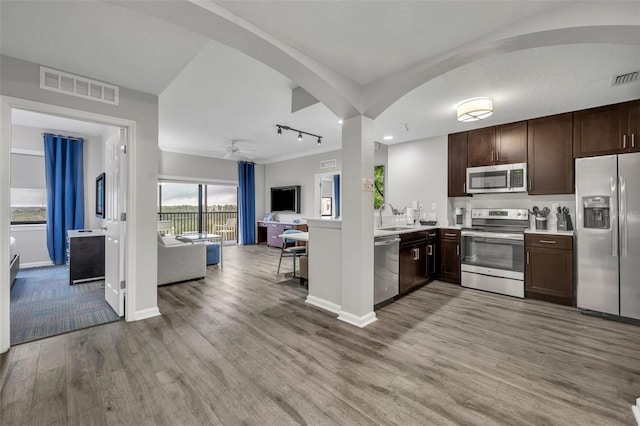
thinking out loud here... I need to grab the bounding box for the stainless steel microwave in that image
[466,163,527,194]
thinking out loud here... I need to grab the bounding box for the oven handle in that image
[461,230,524,241]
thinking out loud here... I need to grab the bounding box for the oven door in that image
[460,231,524,279]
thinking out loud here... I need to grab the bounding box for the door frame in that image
[0,96,136,353]
[314,171,341,219]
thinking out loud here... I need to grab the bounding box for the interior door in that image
[104,129,126,316]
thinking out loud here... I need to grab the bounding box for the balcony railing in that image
[157,211,237,238]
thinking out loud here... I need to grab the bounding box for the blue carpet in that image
[11,265,120,344]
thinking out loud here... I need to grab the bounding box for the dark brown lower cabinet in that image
[399,231,428,295]
[439,229,460,284]
[525,234,574,306]
[426,231,438,281]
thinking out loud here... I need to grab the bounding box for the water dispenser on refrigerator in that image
[582,196,610,229]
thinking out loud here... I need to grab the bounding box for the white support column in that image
[338,116,376,327]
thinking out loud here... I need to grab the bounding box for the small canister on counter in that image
[535,216,547,230]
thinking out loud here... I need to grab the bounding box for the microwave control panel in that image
[510,169,524,188]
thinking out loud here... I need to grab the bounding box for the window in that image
[11,152,47,224]
[374,165,385,209]
[157,182,237,235]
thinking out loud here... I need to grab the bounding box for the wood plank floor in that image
[1,244,639,425]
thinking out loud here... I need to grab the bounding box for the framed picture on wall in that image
[96,173,105,218]
[321,197,332,217]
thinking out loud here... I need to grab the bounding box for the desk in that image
[177,233,223,267]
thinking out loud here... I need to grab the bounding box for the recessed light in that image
[383,135,393,140]
[338,119,343,124]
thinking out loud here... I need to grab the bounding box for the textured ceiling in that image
[1,1,639,163]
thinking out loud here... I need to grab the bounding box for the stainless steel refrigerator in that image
[576,152,640,319]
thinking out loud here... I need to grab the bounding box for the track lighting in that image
[276,124,323,145]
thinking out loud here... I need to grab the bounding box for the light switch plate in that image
[431,203,437,211]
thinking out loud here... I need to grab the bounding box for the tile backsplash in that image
[450,193,576,230]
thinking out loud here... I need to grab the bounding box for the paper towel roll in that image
[406,207,414,225]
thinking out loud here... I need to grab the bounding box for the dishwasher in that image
[374,235,400,306]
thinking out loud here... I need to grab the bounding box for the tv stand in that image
[257,221,308,248]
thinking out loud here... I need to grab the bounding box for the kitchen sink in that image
[378,226,414,231]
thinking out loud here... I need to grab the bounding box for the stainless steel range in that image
[461,208,529,298]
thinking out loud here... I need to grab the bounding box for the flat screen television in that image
[270,185,300,213]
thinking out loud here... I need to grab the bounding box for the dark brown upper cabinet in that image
[527,113,574,195]
[629,100,639,152]
[447,132,468,197]
[573,101,639,158]
[467,122,527,167]
[466,127,495,167]
[495,121,527,164]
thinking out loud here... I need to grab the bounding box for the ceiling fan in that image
[210,140,255,160]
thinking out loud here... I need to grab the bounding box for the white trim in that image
[262,146,341,165]
[0,95,138,354]
[632,398,639,425]
[305,295,341,314]
[134,307,161,321]
[21,261,54,269]
[0,99,11,354]
[306,218,342,229]
[11,148,44,157]
[158,174,238,186]
[337,310,377,328]
[10,223,47,231]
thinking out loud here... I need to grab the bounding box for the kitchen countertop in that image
[525,228,575,236]
[374,225,438,237]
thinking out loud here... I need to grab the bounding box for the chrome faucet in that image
[377,202,395,228]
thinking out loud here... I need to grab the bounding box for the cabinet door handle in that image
[463,183,466,193]
[491,151,495,163]
[539,240,557,244]
[633,134,636,148]
[529,178,532,191]
[496,150,499,162]
[527,251,530,264]
[623,134,627,149]
[445,233,456,238]
[456,244,460,256]
[428,244,433,256]
[412,248,420,261]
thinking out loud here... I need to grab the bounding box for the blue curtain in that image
[238,161,256,245]
[44,134,85,265]
[333,174,341,218]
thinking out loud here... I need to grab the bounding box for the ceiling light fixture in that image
[276,124,323,145]
[456,97,493,122]
[383,135,393,140]
[338,119,343,124]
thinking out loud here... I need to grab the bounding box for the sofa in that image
[157,234,207,286]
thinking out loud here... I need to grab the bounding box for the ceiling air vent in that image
[40,66,119,105]
[610,71,639,87]
[320,159,337,169]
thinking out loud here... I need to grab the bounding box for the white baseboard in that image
[133,307,161,321]
[337,310,377,328]
[22,261,54,269]
[306,295,341,314]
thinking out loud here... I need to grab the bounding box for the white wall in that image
[1,54,159,323]
[10,124,106,267]
[264,150,342,222]
[387,136,449,225]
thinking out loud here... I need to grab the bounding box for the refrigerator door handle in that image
[620,175,628,258]
[611,176,618,257]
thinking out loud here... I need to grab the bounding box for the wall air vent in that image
[320,159,337,169]
[610,71,639,87]
[40,66,119,105]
